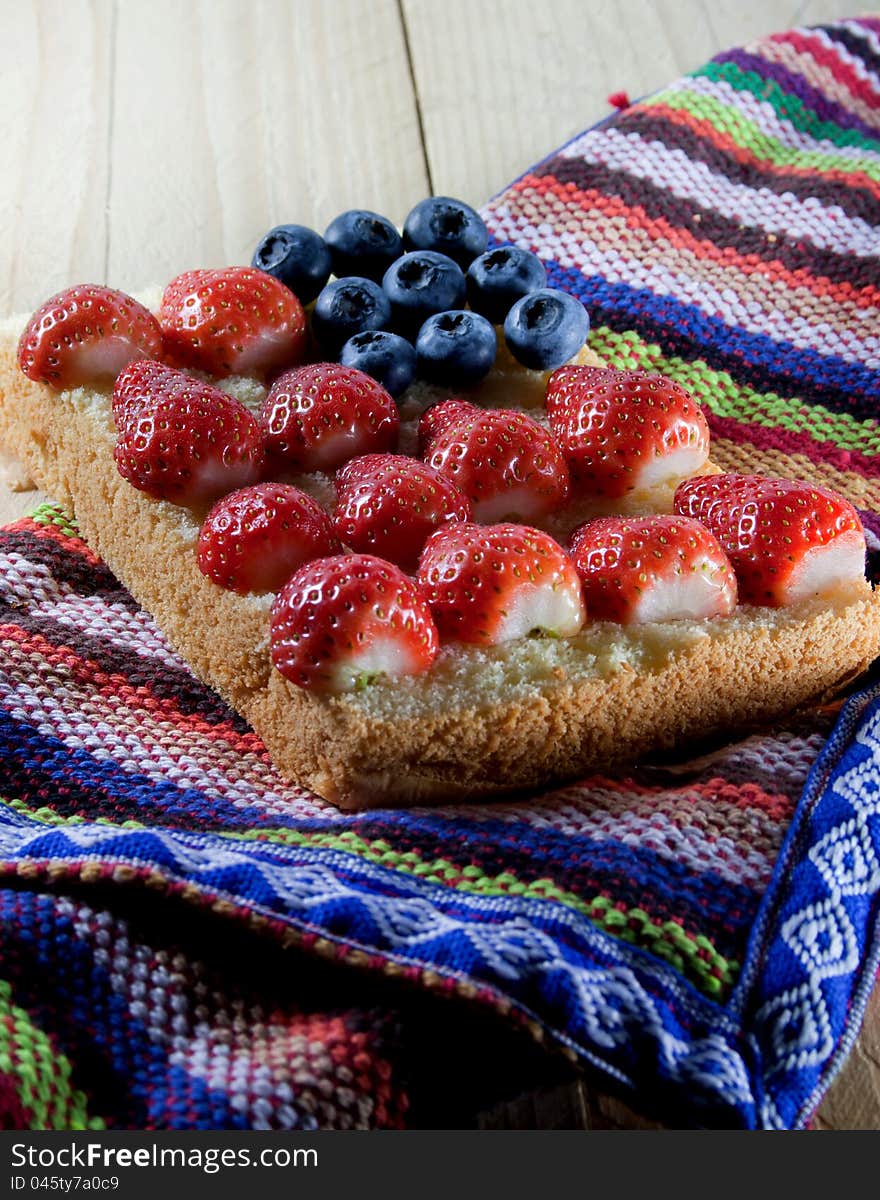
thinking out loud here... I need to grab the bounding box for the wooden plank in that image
[814,983,880,1130]
[0,456,43,526]
[400,0,853,209]
[107,0,429,292]
[698,0,846,51]
[0,0,113,314]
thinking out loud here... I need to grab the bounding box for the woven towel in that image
[2,18,880,1131]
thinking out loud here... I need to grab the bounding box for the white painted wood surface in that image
[0,0,874,1128]
[0,0,850,316]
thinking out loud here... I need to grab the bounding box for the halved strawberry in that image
[270,554,439,692]
[198,483,340,594]
[159,266,307,377]
[333,454,471,571]
[569,515,737,624]
[260,363,399,477]
[417,522,585,645]
[17,284,162,389]
[546,366,709,498]
[673,474,866,607]
[420,399,570,522]
[113,364,264,505]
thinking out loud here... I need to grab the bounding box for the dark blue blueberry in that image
[382,251,466,338]
[311,277,391,354]
[466,245,547,324]
[324,210,403,281]
[503,288,590,370]
[402,197,489,268]
[339,330,417,398]
[415,310,497,388]
[251,224,331,304]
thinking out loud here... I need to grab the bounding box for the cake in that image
[3,201,878,809]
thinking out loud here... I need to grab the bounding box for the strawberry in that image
[333,454,471,571]
[197,483,340,594]
[17,284,162,389]
[417,522,585,645]
[417,398,476,456]
[113,364,264,505]
[159,266,307,377]
[673,474,866,607]
[270,554,439,692]
[112,358,183,430]
[545,366,709,498]
[569,515,737,624]
[260,363,399,477]
[419,399,570,522]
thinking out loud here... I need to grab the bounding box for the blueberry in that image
[503,289,590,370]
[382,251,466,338]
[312,277,391,354]
[467,246,547,324]
[251,224,331,304]
[324,210,403,281]
[339,330,417,399]
[415,310,497,387]
[403,197,489,268]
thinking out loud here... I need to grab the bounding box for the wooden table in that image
[1,0,876,1128]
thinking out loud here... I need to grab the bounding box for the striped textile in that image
[1,18,880,1130]
[0,886,411,1130]
[485,20,880,516]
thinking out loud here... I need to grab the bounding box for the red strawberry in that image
[159,267,307,377]
[17,285,162,389]
[270,554,439,692]
[197,483,340,594]
[333,454,471,571]
[112,358,183,430]
[673,474,866,607]
[113,364,264,505]
[417,522,585,645]
[417,398,476,456]
[545,366,709,498]
[420,399,570,522]
[569,515,737,624]
[260,363,399,476]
